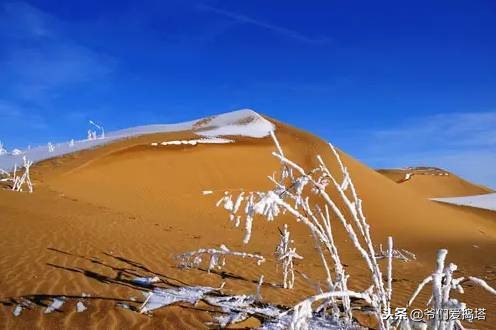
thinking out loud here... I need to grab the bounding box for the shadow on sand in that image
[1,247,279,325]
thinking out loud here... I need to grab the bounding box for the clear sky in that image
[1,1,495,187]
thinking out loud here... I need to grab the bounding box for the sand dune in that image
[1,112,495,329]
[378,167,493,198]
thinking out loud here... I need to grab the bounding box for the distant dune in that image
[378,167,493,198]
[1,110,495,329]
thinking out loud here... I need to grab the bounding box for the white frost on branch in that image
[215,131,390,328]
[89,120,105,139]
[204,130,493,329]
[256,274,264,301]
[405,249,496,329]
[1,156,33,193]
[275,224,303,289]
[216,191,284,243]
[286,290,373,330]
[176,244,265,273]
[11,148,23,156]
[375,242,416,262]
[0,141,7,155]
[87,129,97,140]
[139,285,219,313]
[48,142,55,153]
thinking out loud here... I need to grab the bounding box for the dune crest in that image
[0,109,273,172]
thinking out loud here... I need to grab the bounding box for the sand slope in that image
[1,113,495,329]
[378,167,493,198]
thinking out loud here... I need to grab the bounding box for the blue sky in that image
[1,1,495,187]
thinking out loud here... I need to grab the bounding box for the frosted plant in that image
[48,142,55,153]
[139,285,220,314]
[87,129,96,140]
[375,242,416,262]
[216,131,396,328]
[256,274,264,302]
[0,141,7,155]
[89,120,105,139]
[216,191,283,243]
[404,249,496,330]
[176,244,265,273]
[69,139,75,147]
[207,131,494,329]
[11,148,23,156]
[1,157,33,193]
[287,290,375,330]
[12,156,34,193]
[0,168,11,184]
[275,224,303,289]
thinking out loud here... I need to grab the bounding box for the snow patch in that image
[13,305,23,317]
[116,302,130,310]
[196,109,274,138]
[431,193,496,211]
[44,297,65,314]
[76,301,87,313]
[153,137,234,146]
[139,286,217,313]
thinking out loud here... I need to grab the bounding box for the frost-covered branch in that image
[288,289,374,330]
[275,224,303,289]
[0,141,7,155]
[375,242,416,262]
[404,249,496,329]
[215,132,391,328]
[89,120,105,139]
[1,156,33,193]
[176,244,265,273]
[87,129,97,140]
[256,275,264,302]
[11,148,23,155]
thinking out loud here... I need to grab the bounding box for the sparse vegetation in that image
[0,156,33,193]
[199,132,496,329]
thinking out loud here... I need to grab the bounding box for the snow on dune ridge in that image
[0,109,274,172]
[431,193,496,211]
[195,109,275,138]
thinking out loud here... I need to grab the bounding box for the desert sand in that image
[1,113,495,329]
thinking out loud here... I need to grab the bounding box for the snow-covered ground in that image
[431,193,496,212]
[0,109,274,171]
